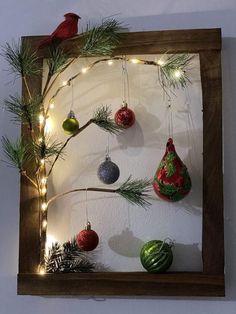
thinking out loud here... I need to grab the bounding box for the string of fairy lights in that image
[37,56,185,275]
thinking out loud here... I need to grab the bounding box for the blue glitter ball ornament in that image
[97,156,120,184]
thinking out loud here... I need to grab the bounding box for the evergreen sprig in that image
[45,238,95,273]
[1,41,40,77]
[93,105,123,134]
[1,136,30,170]
[158,54,194,90]
[4,95,42,129]
[31,136,64,163]
[117,176,152,208]
[47,46,69,76]
[80,18,123,56]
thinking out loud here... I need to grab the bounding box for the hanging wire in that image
[85,188,89,224]
[70,80,74,111]
[105,133,110,158]
[121,56,131,105]
[166,97,174,139]
[184,86,201,173]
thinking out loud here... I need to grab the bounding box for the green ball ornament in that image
[140,240,173,273]
[62,110,79,135]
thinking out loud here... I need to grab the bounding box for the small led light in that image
[41,187,47,195]
[157,59,165,66]
[41,177,47,185]
[81,67,89,74]
[39,268,45,275]
[174,69,182,78]
[45,117,53,134]
[107,60,114,66]
[62,81,68,86]
[39,114,44,124]
[49,102,55,109]
[42,220,47,228]
[41,202,47,211]
[131,58,140,64]
[40,159,45,166]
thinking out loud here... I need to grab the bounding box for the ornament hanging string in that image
[121,57,130,105]
[106,133,110,158]
[70,80,74,111]
[166,97,174,139]
[85,188,89,224]
[184,87,200,174]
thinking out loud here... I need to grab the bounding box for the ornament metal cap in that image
[67,110,76,119]
[105,155,111,162]
[122,101,128,108]
[85,221,92,230]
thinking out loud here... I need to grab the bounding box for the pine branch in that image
[1,136,31,170]
[4,95,42,130]
[42,47,70,96]
[30,136,65,164]
[47,46,69,76]
[47,105,121,177]
[93,105,123,134]
[47,177,152,209]
[117,176,152,208]
[45,238,95,273]
[80,18,124,56]
[1,41,40,77]
[47,119,93,177]
[158,54,194,90]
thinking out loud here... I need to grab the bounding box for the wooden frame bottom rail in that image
[18,272,225,297]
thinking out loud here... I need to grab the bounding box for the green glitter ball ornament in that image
[62,110,79,135]
[140,240,173,273]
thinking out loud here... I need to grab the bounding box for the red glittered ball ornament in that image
[114,102,135,129]
[76,221,99,251]
[153,138,192,202]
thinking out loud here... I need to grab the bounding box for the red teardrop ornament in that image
[114,102,135,129]
[153,138,191,202]
[76,222,99,251]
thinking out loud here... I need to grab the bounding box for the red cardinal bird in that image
[38,13,81,48]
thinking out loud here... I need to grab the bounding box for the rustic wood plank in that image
[17,272,225,296]
[24,28,221,57]
[19,39,43,273]
[200,50,224,275]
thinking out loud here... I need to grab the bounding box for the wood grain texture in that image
[17,272,225,296]
[19,39,43,273]
[18,28,224,296]
[25,28,221,57]
[200,50,224,274]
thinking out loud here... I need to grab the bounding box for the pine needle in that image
[158,54,194,91]
[47,46,70,76]
[93,105,123,134]
[80,18,124,56]
[1,136,30,170]
[45,238,95,273]
[117,176,152,208]
[1,40,40,77]
[4,95,42,129]
[30,136,65,163]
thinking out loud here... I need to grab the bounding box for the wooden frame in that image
[17,28,224,297]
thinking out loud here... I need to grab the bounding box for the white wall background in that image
[0,0,236,313]
[45,54,203,272]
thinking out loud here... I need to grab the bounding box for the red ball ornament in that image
[76,221,99,251]
[114,102,135,129]
[153,138,192,202]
